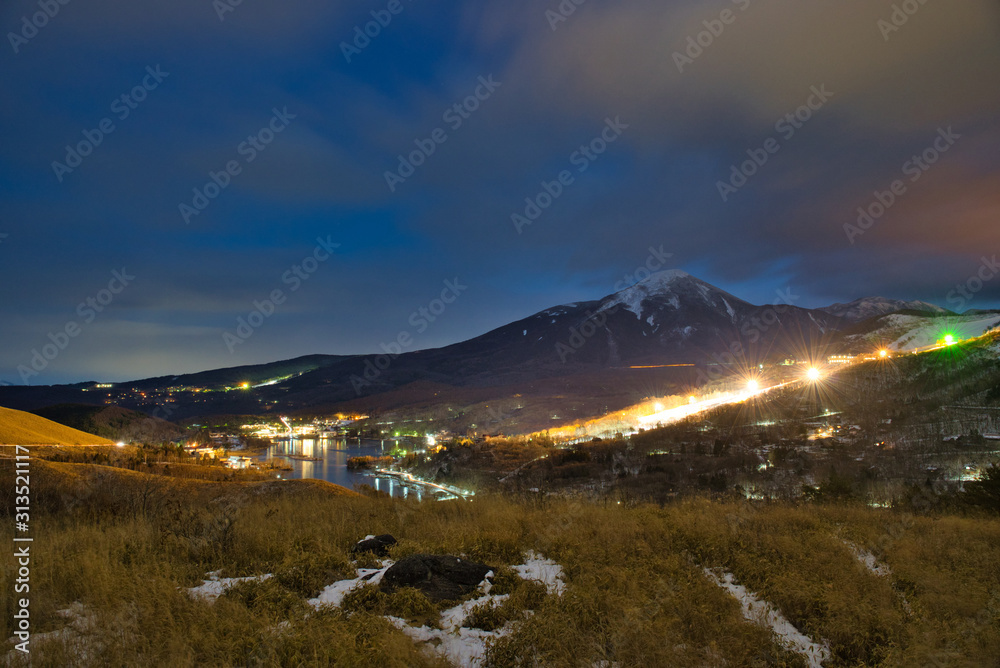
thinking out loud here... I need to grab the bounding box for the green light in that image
[944,334,956,346]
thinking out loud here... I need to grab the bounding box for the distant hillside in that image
[31,404,184,444]
[0,405,114,445]
[842,312,1000,352]
[0,272,970,425]
[818,297,948,323]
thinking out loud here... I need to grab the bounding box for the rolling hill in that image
[0,405,115,445]
[30,404,184,444]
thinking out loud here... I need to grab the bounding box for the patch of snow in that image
[304,552,566,667]
[523,329,527,336]
[309,562,395,609]
[364,534,375,540]
[842,541,892,578]
[703,568,830,667]
[842,542,911,613]
[514,550,566,595]
[722,297,736,320]
[646,315,655,326]
[5,602,102,665]
[388,616,514,668]
[385,568,512,667]
[187,572,273,602]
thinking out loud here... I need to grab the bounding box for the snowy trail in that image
[703,568,830,667]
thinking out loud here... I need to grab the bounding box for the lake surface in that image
[263,437,430,500]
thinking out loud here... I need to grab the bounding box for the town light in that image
[806,367,821,381]
[747,380,759,391]
[944,334,956,346]
[878,349,888,358]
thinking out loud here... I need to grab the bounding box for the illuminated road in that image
[637,381,794,427]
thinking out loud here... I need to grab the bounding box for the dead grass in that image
[0,405,114,445]
[1,459,998,667]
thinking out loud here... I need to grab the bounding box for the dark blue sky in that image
[2,0,999,384]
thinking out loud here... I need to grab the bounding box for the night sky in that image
[2,0,999,385]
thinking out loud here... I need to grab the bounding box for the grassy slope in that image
[0,405,114,445]
[1,458,997,667]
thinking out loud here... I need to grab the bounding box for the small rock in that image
[381,554,492,601]
[351,534,397,558]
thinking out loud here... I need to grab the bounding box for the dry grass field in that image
[2,453,998,667]
[0,406,114,446]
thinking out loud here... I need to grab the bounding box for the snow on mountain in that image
[818,297,947,323]
[598,269,750,323]
[844,313,1000,352]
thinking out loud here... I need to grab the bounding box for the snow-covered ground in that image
[514,551,566,595]
[842,541,892,578]
[178,548,565,667]
[842,541,912,613]
[310,551,565,668]
[308,562,394,608]
[186,571,273,602]
[4,603,100,666]
[703,568,830,668]
[849,313,1000,352]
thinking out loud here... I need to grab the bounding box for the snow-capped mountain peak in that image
[598,269,748,321]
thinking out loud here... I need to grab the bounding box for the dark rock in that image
[381,554,492,601]
[351,534,397,558]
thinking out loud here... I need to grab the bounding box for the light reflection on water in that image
[263,437,423,500]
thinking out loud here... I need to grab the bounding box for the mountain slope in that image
[0,405,115,445]
[0,272,958,421]
[31,404,184,443]
[818,297,948,323]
